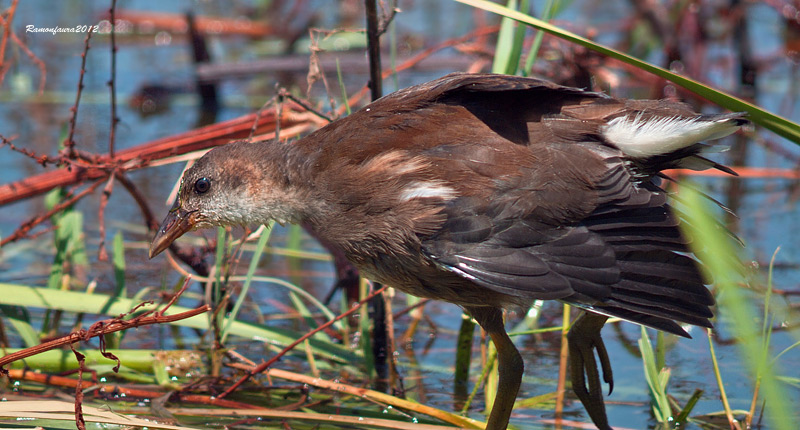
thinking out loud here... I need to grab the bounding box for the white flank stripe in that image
[400,181,457,201]
[602,113,740,159]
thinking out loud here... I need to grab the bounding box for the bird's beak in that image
[149,201,196,259]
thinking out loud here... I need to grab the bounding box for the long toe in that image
[567,312,613,430]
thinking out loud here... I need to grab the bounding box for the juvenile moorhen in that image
[150,73,745,430]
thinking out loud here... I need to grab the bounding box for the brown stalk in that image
[108,0,118,158]
[365,0,382,101]
[64,29,93,159]
[0,0,18,86]
[96,173,116,261]
[224,365,484,429]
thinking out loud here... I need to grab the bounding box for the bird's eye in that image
[194,177,211,194]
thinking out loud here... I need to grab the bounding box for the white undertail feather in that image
[601,113,741,159]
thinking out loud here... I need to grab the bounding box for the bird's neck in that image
[236,140,326,227]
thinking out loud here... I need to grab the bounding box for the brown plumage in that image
[150,73,746,430]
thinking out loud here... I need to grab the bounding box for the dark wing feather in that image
[421,145,715,337]
[423,215,616,300]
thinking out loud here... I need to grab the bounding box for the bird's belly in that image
[354,256,530,309]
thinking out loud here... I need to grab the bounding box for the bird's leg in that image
[464,306,524,430]
[567,312,613,430]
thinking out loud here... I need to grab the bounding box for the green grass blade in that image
[0,305,39,347]
[283,223,330,342]
[680,184,797,430]
[112,231,126,298]
[221,223,273,344]
[639,326,672,422]
[674,388,704,424]
[454,311,475,401]
[336,58,352,116]
[492,0,516,74]
[457,0,800,144]
[359,277,375,379]
[0,283,359,363]
[706,328,736,426]
[522,0,557,76]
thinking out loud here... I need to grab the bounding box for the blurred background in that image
[0,1,798,429]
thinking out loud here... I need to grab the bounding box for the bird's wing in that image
[420,144,713,336]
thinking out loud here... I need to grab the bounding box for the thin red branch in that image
[96,173,116,261]
[0,102,317,207]
[0,290,208,369]
[64,29,93,159]
[71,344,87,430]
[218,284,389,399]
[114,171,158,229]
[0,179,105,247]
[108,0,118,158]
[0,133,57,166]
[6,369,263,409]
[0,0,19,88]
[109,10,277,38]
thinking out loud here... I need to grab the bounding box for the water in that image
[1,1,799,429]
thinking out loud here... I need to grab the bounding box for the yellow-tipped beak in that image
[149,203,196,258]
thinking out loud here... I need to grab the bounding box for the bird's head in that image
[149,141,301,258]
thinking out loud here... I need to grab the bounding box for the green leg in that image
[567,312,614,430]
[465,306,524,430]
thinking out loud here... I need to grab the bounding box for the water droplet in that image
[154,31,172,46]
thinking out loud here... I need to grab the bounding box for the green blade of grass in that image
[522,0,557,76]
[454,311,475,402]
[0,305,38,347]
[359,277,375,379]
[680,184,797,430]
[111,231,126,297]
[674,388,704,425]
[221,223,273,344]
[639,326,672,422]
[212,226,227,333]
[492,0,528,75]
[0,283,359,364]
[457,0,800,144]
[492,0,519,74]
[1,348,198,374]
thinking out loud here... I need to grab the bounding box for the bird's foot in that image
[567,312,614,430]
